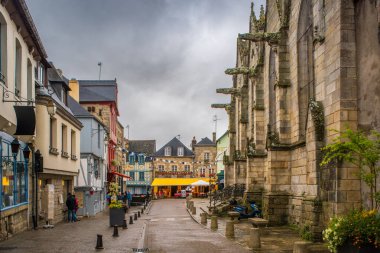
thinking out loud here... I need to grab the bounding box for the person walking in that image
[127,190,132,208]
[73,195,79,222]
[66,193,75,222]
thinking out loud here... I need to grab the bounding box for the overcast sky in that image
[26,0,265,148]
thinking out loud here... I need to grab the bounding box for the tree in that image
[321,129,380,209]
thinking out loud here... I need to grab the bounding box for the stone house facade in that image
[192,137,217,178]
[213,0,380,240]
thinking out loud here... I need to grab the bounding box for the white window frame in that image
[158,165,164,172]
[177,147,184,156]
[164,147,171,156]
[184,165,190,172]
[204,152,210,160]
[171,165,177,172]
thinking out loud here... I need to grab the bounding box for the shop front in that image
[151,178,210,198]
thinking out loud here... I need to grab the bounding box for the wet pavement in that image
[145,199,251,253]
[0,205,148,253]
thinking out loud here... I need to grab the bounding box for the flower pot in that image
[109,208,125,227]
[337,241,379,253]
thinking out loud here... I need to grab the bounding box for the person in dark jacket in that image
[66,193,75,222]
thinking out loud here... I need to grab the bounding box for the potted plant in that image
[108,182,125,226]
[323,209,380,253]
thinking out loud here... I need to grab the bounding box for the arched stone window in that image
[268,47,277,131]
[15,39,22,97]
[0,12,7,85]
[297,0,314,140]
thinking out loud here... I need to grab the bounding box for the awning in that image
[111,171,131,179]
[14,106,36,135]
[151,178,210,187]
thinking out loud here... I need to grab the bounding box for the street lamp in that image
[47,100,56,116]
[11,138,20,157]
[23,145,31,162]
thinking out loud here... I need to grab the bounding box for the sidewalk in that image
[0,204,151,253]
[187,198,329,253]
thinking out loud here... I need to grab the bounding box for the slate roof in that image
[78,80,117,103]
[47,64,71,90]
[154,137,194,157]
[195,137,216,146]
[128,140,156,156]
[67,96,92,117]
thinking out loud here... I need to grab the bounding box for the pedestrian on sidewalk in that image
[66,193,75,222]
[127,190,132,208]
[73,195,79,221]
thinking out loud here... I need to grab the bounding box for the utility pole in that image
[98,62,102,80]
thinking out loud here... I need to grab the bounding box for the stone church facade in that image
[213,0,380,240]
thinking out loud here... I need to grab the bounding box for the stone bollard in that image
[293,241,312,253]
[210,216,218,230]
[225,220,234,238]
[95,234,104,250]
[112,225,119,237]
[200,213,207,225]
[248,228,261,249]
[192,206,196,215]
[138,211,141,218]
[188,201,193,210]
[134,213,138,220]
[129,216,133,224]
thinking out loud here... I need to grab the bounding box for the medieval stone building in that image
[213,0,380,240]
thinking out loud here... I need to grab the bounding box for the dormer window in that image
[164,147,171,156]
[138,154,145,165]
[129,153,135,165]
[177,147,184,156]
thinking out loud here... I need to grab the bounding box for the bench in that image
[227,211,240,222]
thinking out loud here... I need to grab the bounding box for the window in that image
[1,138,28,209]
[209,168,215,174]
[97,124,101,148]
[200,167,205,177]
[129,172,135,181]
[0,16,8,85]
[61,88,67,106]
[184,165,190,172]
[138,154,145,165]
[139,172,144,181]
[15,39,22,97]
[49,118,57,149]
[39,63,44,85]
[129,153,135,165]
[204,152,210,161]
[177,147,184,156]
[61,124,67,153]
[99,109,103,116]
[164,147,171,156]
[27,60,33,101]
[171,165,177,172]
[71,130,76,156]
[158,165,164,172]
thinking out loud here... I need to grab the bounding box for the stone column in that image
[247,228,261,249]
[225,220,234,238]
[210,216,218,230]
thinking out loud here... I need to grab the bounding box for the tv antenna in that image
[213,114,220,134]
[98,62,102,80]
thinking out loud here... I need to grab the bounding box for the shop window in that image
[1,138,28,209]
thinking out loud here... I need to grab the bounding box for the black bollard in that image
[113,225,119,237]
[134,213,137,220]
[129,215,133,224]
[138,211,141,218]
[95,234,104,250]
[141,208,144,214]
[122,219,128,229]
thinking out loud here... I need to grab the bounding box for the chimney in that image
[191,136,197,151]
[212,132,216,143]
[69,78,80,102]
